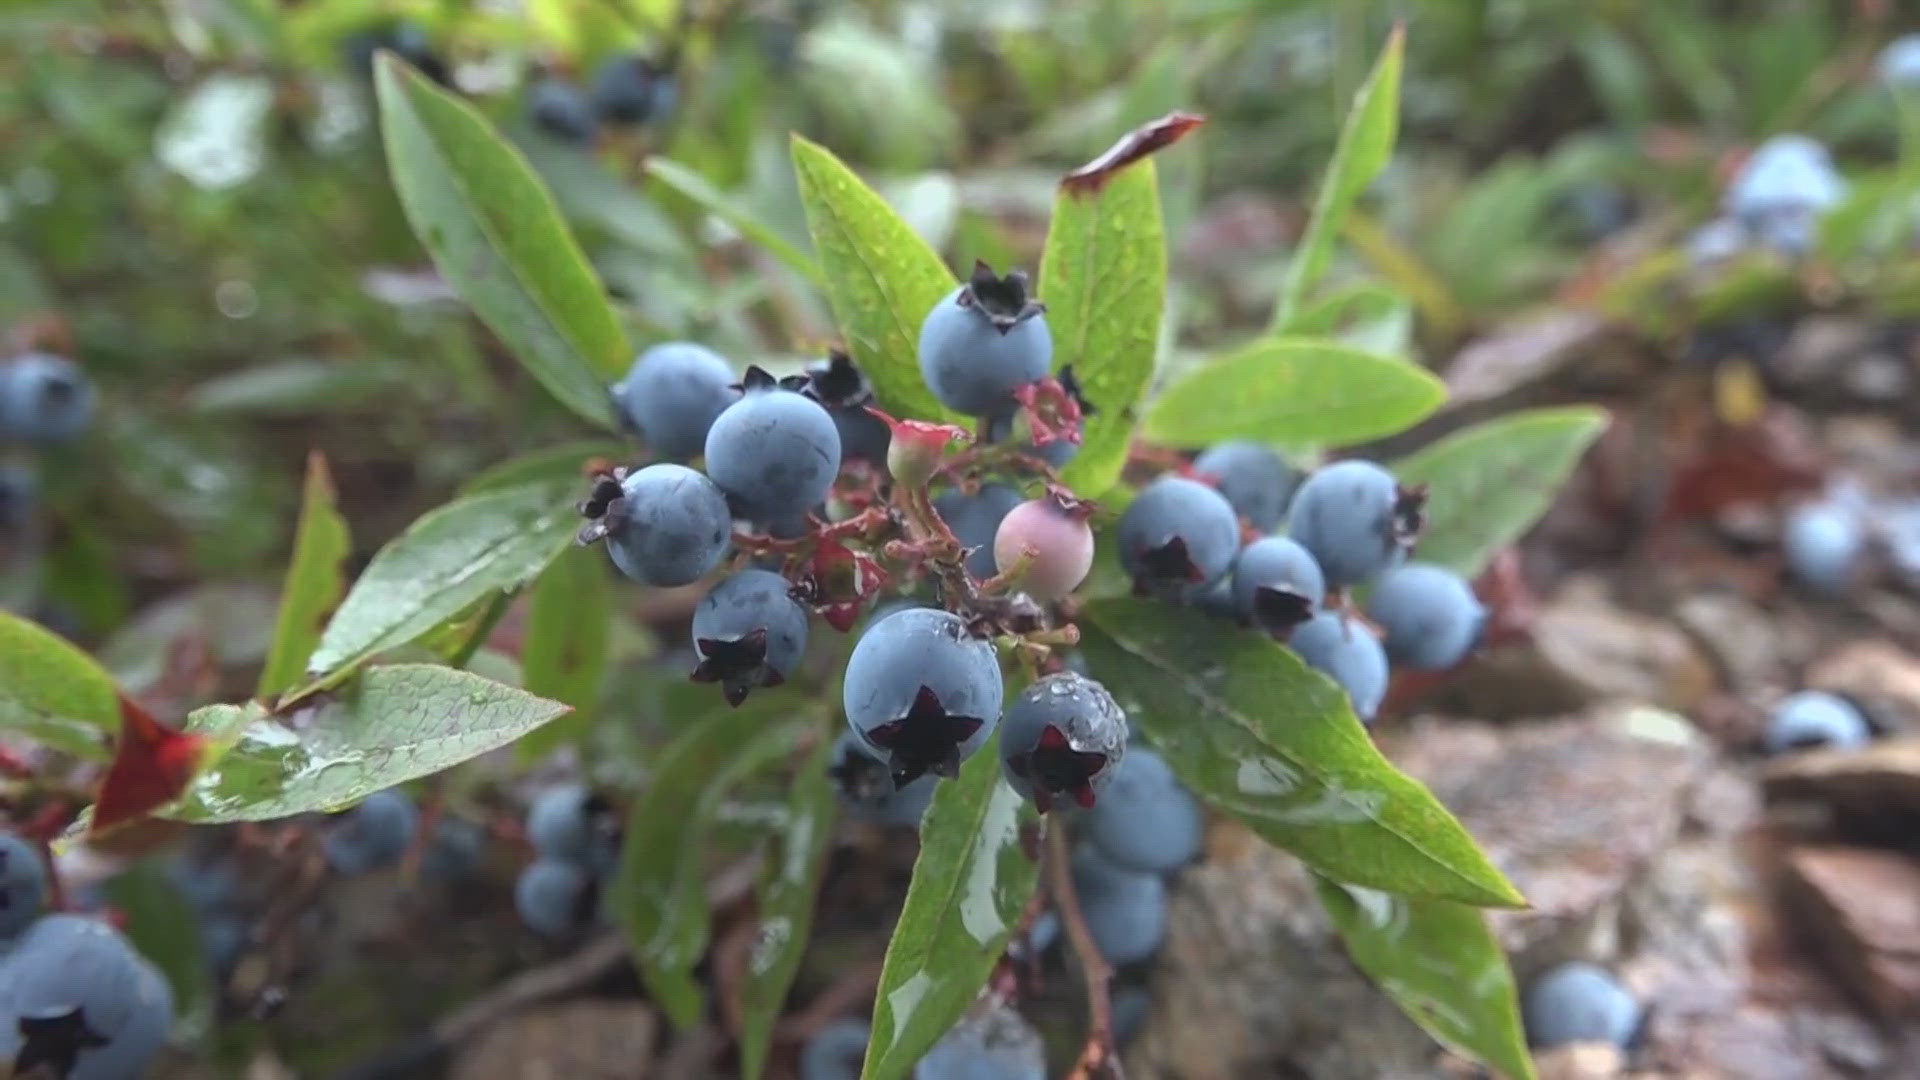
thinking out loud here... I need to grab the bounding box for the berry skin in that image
[589,54,666,124]
[992,493,1095,600]
[1117,476,1241,600]
[999,672,1128,812]
[1193,441,1299,532]
[800,1017,869,1080]
[0,914,174,1080]
[913,1002,1047,1080]
[526,783,619,873]
[844,607,1004,786]
[322,788,419,875]
[1070,846,1168,966]
[917,262,1052,418]
[1522,961,1642,1050]
[528,76,598,145]
[0,353,95,444]
[829,731,939,829]
[1,831,47,944]
[1286,460,1425,590]
[1783,500,1864,595]
[1882,34,1920,89]
[934,483,1024,581]
[801,351,891,466]
[515,857,596,939]
[1765,690,1871,755]
[705,367,843,522]
[1230,536,1325,634]
[1364,562,1487,671]
[610,342,738,460]
[1288,612,1390,724]
[1081,748,1202,874]
[1725,135,1847,224]
[982,410,1078,470]
[592,464,734,587]
[690,569,809,706]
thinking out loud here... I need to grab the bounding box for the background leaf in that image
[1080,599,1522,907]
[862,731,1039,1080]
[1042,159,1167,497]
[167,665,568,821]
[514,546,611,760]
[1315,876,1536,1080]
[258,452,351,699]
[376,55,626,428]
[102,862,214,1025]
[1142,338,1445,447]
[1393,406,1610,576]
[791,134,958,422]
[458,440,629,496]
[646,157,823,285]
[0,610,121,760]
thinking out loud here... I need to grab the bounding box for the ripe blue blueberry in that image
[1117,476,1241,600]
[1071,845,1168,966]
[322,788,419,875]
[829,730,938,829]
[1522,961,1642,1050]
[800,1017,870,1080]
[933,482,1024,581]
[913,1002,1046,1080]
[590,54,666,124]
[515,858,596,939]
[342,20,448,85]
[844,607,1004,786]
[1286,460,1425,590]
[1765,690,1870,754]
[528,76,598,145]
[1364,562,1487,670]
[1230,536,1325,634]
[0,914,174,1080]
[982,409,1079,470]
[422,815,488,882]
[1687,217,1750,267]
[999,672,1128,812]
[579,463,733,587]
[1288,612,1390,724]
[1082,748,1202,874]
[917,261,1052,418]
[1882,34,1920,89]
[705,366,843,521]
[526,783,619,873]
[1193,441,1299,532]
[800,351,892,466]
[1783,500,1864,595]
[1,831,47,943]
[0,353,95,444]
[690,568,809,706]
[610,342,738,460]
[1723,135,1846,257]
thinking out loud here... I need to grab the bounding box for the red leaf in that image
[90,695,210,836]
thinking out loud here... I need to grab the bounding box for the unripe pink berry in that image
[993,491,1095,600]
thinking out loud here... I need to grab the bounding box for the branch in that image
[1045,823,1124,1080]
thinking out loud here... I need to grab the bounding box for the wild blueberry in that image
[1522,961,1642,1050]
[999,672,1127,812]
[1783,500,1864,595]
[515,857,596,939]
[1,914,174,1080]
[422,815,488,882]
[1230,536,1325,634]
[1882,34,1920,89]
[1117,476,1240,600]
[690,568,809,706]
[526,783,619,873]
[1724,135,1846,257]
[934,482,1025,581]
[1288,611,1390,724]
[705,366,843,521]
[801,1017,870,1080]
[801,351,892,466]
[582,463,733,587]
[0,831,47,943]
[1070,845,1168,967]
[1365,562,1487,670]
[992,491,1095,600]
[1764,690,1870,754]
[1193,441,1299,532]
[0,353,95,444]
[528,76,598,145]
[589,54,665,124]
[610,342,738,460]
[1687,217,1750,268]
[917,261,1052,418]
[342,20,448,85]
[830,730,939,829]
[1082,748,1202,874]
[1286,460,1425,590]
[913,1002,1046,1080]
[844,607,1003,786]
[322,788,419,875]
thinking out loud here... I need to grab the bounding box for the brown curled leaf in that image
[1061,111,1207,195]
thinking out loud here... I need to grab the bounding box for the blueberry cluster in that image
[527,53,679,146]
[1,830,175,1080]
[1689,134,1848,263]
[516,783,620,938]
[801,998,1048,1080]
[319,786,487,883]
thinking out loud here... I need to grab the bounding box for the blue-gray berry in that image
[588,463,734,587]
[528,76,598,145]
[829,730,939,829]
[1230,536,1325,634]
[1071,845,1168,966]
[590,54,666,124]
[610,342,738,460]
[1081,748,1202,874]
[1286,460,1424,590]
[1783,500,1864,595]
[1365,562,1487,670]
[1289,611,1390,723]
[1117,476,1241,600]
[0,831,47,944]
[515,857,595,939]
[934,482,1024,581]
[999,672,1128,812]
[917,263,1052,418]
[0,353,95,444]
[0,914,174,1080]
[691,568,809,706]
[844,607,1003,786]
[526,783,618,873]
[1522,961,1642,1050]
[705,366,843,521]
[913,1003,1046,1080]
[1764,690,1870,754]
[1193,441,1299,532]
[322,788,419,875]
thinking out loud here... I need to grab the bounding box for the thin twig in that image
[1045,824,1124,1080]
[432,931,632,1046]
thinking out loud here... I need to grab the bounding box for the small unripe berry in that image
[992,489,1095,600]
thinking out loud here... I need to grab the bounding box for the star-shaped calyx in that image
[828,742,895,803]
[689,628,784,707]
[861,686,986,787]
[1131,536,1206,596]
[16,1006,110,1078]
[958,261,1046,334]
[575,467,631,546]
[1249,585,1315,634]
[1003,724,1110,812]
[1390,482,1429,553]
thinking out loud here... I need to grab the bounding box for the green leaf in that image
[458,439,629,497]
[187,358,418,415]
[738,736,839,1080]
[0,610,120,760]
[862,732,1040,1080]
[1041,160,1166,498]
[1080,599,1523,907]
[1141,337,1445,447]
[300,480,580,693]
[790,134,958,422]
[1314,877,1536,1080]
[258,452,352,699]
[1272,26,1404,331]
[102,862,213,1025]
[1393,406,1610,578]
[1289,280,1414,355]
[375,54,626,428]
[646,157,823,285]
[610,693,811,1030]
[515,546,611,760]
[167,665,569,821]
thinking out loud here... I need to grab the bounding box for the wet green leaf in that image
[0,610,120,760]
[167,665,569,821]
[1080,599,1523,907]
[515,547,611,760]
[1393,406,1610,577]
[647,157,823,285]
[791,134,958,422]
[862,731,1040,1080]
[258,453,352,699]
[376,55,626,428]
[459,440,629,497]
[1142,337,1444,447]
[1315,877,1536,1080]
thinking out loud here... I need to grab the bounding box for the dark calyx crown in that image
[1132,536,1205,594]
[1005,723,1108,812]
[690,628,784,707]
[862,685,986,787]
[1250,585,1315,633]
[959,261,1046,334]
